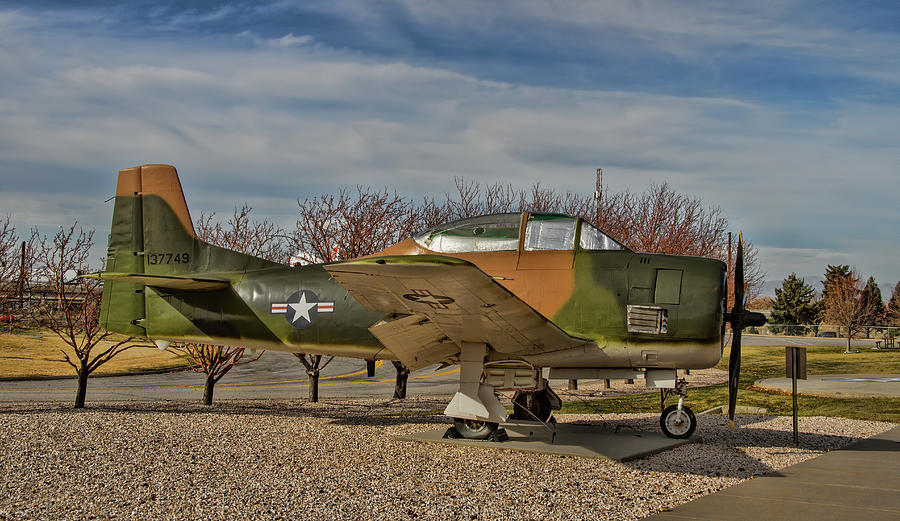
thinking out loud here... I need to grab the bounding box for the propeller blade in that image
[727,327,742,427]
[734,232,744,314]
[728,232,745,428]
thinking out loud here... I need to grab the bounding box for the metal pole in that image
[792,347,799,445]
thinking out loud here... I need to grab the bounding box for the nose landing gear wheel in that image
[452,418,499,439]
[660,404,696,439]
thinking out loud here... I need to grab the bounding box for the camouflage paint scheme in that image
[99,165,726,372]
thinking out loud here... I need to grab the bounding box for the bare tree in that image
[0,217,39,321]
[293,186,417,264]
[0,216,19,317]
[0,215,17,285]
[823,270,878,353]
[169,343,261,405]
[175,204,283,404]
[31,224,142,407]
[291,353,335,402]
[392,361,410,399]
[293,188,426,398]
[195,204,290,264]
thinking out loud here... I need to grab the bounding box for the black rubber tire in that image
[452,418,499,439]
[660,404,697,439]
[511,391,552,422]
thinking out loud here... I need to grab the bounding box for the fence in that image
[750,323,900,340]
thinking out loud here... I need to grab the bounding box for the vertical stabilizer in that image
[100,164,277,337]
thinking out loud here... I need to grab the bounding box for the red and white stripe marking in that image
[271,302,334,314]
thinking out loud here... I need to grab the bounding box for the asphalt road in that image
[0,334,884,403]
[0,352,461,403]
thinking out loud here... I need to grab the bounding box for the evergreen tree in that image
[822,265,851,300]
[771,273,818,335]
[859,277,886,328]
[820,264,851,322]
[888,282,900,326]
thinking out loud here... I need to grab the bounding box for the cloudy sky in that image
[1,1,898,293]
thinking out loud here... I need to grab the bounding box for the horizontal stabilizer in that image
[85,272,230,291]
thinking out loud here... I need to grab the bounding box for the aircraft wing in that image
[324,255,589,370]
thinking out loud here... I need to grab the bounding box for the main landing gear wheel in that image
[660,404,696,439]
[452,418,499,440]
[511,391,552,421]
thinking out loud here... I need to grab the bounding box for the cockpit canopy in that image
[413,212,626,253]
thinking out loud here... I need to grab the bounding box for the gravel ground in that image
[0,399,893,521]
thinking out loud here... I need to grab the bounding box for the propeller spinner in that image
[724,233,767,428]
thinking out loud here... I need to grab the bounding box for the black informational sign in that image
[785,346,807,380]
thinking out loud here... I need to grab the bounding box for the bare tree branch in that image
[195,204,290,264]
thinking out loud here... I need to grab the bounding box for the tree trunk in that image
[568,379,578,390]
[308,371,319,402]
[845,335,852,354]
[74,368,88,408]
[392,361,409,399]
[203,374,216,405]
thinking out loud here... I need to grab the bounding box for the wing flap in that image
[325,255,588,363]
[369,314,461,370]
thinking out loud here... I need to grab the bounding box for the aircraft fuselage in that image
[139,247,725,371]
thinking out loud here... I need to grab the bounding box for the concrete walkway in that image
[399,420,690,462]
[755,373,900,398]
[645,425,900,520]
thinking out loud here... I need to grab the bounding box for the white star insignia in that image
[288,292,317,325]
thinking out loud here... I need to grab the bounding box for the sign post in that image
[786,346,807,444]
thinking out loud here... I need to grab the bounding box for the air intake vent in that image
[627,305,668,334]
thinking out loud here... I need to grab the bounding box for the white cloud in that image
[262,33,314,48]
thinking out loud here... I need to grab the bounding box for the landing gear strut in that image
[659,378,696,439]
[443,342,508,440]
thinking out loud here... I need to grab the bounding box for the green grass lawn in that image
[561,344,900,423]
[0,331,189,378]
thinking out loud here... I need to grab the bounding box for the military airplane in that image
[95,164,765,440]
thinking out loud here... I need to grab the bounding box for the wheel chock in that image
[443,427,462,439]
[486,428,509,442]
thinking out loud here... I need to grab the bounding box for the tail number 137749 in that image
[148,253,191,265]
